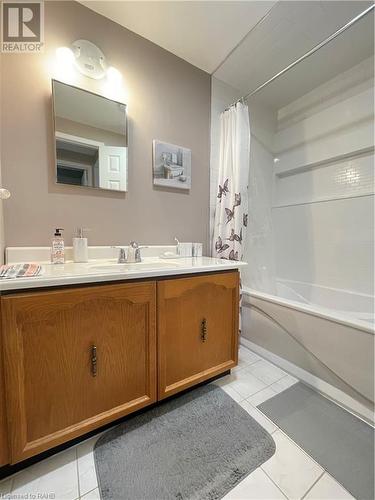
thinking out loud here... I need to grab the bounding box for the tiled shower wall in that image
[241,102,276,292]
[272,57,374,295]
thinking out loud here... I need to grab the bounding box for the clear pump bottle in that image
[51,228,65,264]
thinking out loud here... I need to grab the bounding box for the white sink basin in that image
[89,261,181,272]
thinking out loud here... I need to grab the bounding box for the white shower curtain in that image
[212,102,250,261]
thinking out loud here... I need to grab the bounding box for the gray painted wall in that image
[0,53,4,264]
[1,1,211,248]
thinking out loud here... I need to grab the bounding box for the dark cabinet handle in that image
[201,318,207,342]
[91,345,97,377]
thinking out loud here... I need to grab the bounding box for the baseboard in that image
[240,337,374,426]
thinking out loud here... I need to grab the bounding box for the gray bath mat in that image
[94,384,275,500]
[259,382,374,500]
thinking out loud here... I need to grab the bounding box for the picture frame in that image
[153,140,191,190]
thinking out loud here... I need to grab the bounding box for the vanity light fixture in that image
[56,40,121,82]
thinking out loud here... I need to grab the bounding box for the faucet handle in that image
[119,248,127,263]
[129,241,149,250]
[111,246,127,264]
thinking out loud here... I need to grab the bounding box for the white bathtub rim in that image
[278,278,374,302]
[242,287,374,335]
[240,338,375,426]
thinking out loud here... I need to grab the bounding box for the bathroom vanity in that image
[0,255,244,465]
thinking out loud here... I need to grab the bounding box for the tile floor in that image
[0,346,355,500]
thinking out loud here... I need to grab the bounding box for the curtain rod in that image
[225,3,375,111]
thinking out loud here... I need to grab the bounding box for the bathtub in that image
[241,280,374,423]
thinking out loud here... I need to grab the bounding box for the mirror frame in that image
[51,79,128,193]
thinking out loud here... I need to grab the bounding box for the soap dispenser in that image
[51,228,65,264]
[73,227,89,263]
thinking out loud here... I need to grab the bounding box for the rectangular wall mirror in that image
[52,80,128,192]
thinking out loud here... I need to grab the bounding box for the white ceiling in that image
[79,1,277,74]
[214,1,373,95]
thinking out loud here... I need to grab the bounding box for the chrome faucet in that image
[126,241,144,263]
[112,242,147,264]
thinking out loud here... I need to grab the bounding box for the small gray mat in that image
[94,384,275,500]
[259,382,374,500]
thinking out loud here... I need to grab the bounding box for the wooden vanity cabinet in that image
[157,271,239,399]
[0,270,239,464]
[1,282,157,463]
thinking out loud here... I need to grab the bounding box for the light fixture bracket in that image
[71,39,107,80]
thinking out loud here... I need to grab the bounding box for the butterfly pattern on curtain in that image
[214,182,246,260]
[212,102,250,262]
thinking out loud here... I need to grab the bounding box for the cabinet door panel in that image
[158,272,239,399]
[0,302,9,466]
[2,282,156,463]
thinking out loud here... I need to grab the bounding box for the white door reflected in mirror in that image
[99,146,127,191]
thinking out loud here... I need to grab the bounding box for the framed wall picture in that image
[153,140,191,190]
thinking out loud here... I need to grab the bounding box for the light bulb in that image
[54,46,77,82]
[106,66,122,84]
[56,47,75,65]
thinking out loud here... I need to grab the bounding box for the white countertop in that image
[0,256,246,292]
